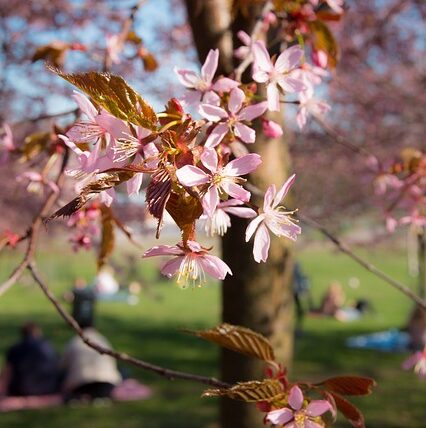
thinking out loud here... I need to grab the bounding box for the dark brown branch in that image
[0,150,69,296]
[299,213,426,310]
[27,263,230,389]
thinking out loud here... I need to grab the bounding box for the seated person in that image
[0,322,60,397]
[319,282,346,317]
[61,319,121,403]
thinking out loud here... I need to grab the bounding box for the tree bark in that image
[184,2,295,427]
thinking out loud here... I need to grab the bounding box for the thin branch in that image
[0,150,69,297]
[13,108,79,126]
[299,213,426,310]
[27,263,230,389]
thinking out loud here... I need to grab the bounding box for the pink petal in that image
[288,386,304,411]
[100,188,115,207]
[205,123,229,148]
[234,122,255,144]
[218,199,245,208]
[202,186,220,217]
[174,68,200,88]
[296,107,307,130]
[201,49,218,84]
[252,70,269,83]
[305,421,324,428]
[267,83,280,111]
[180,90,202,107]
[161,256,184,277]
[224,153,262,176]
[223,206,257,218]
[237,30,251,46]
[253,223,270,263]
[402,352,423,370]
[252,41,273,72]
[221,181,250,202]
[96,112,129,140]
[199,255,232,280]
[72,91,97,120]
[127,173,143,196]
[245,215,264,242]
[306,400,332,417]
[143,245,183,257]
[176,165,210,186]
[262,119,283,138]
[212,78,239,92]
[237,102,268,121]
[275,45,304,73]
[202,91,221,106]
[266,408,294,425]
[201,147,218,173]
[263,184,276,211]
[199,104,228,122]
[273,174,295,208]
[186,240,203,252]
[228,88,245,114]
[277,76,306,93]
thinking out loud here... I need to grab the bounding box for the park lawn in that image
[0,241,424,428]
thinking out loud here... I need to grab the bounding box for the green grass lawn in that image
[0,241,424,427]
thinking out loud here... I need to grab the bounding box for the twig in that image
[234,1,273,81]
[27,263,230,389]
[13,108,79,126]
[0,150,69,297]
[244,181,426,310]
[299,213,426,310]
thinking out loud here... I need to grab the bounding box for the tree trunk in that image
[184,2,295,427]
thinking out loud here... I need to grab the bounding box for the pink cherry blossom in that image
[17,171,59,195]
[106,34,122,64]
[199,87,267,147]
[174,49,239,107]
[252,42,306,111]
[176,148,262,216]
[0,123,14,165]
[234,30,254,61]
[246,174,301,263]
[202,199,256,237]
[311,49,328,69]
[296,87,331,130]
[262,119,283,138]
[143,240,232,288]
[402,347,426,380]
[266,385,331,427]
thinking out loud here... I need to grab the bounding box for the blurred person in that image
[319,281,346,317]
[94,266,119,296]
[64,278,97,329]
[0,322,60,397]
[406,304,426,350]
[61,318,121,403]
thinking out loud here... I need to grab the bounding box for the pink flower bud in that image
[262,119,283,138]
[312,49,328,69]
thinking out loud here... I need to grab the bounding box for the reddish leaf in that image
[316,376,376,396]
[330,392,365,428]
[97,205,115,269]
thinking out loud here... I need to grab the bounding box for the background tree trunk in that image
[184,2,295,427]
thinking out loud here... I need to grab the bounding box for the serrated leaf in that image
[49,68,157,129]
[47,170,135,221]
[330,393,365,428]
[32,41,70,67]
[185,323,276,362]
[98,204,115,269]
[308,20,339,68]
[203,379,283,402]
[316,376,376,396]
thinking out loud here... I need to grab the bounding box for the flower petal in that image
[201,147,218,173]
[174,68,200,88]
[252,41,273,72]
[267,83,280,111]
[234,122,255,144]
[199,104,228,122]
[306,400,332,417]
[72,91,97,120]
[275,45,304,73]
[205,123,229,148]
[201,49,218,84]
[245,215,264,242]
[253,223,270,263]
[161,257,184,277]
[200,255,232,280]
[266,408,294,425]
[263,184,276,211]
[277,76,306,93]
[224,153,262,176]
[127,173,143,196]
[252,70,269,83]
[273,174,295,208]
[223,206,257,218]
[202,186,220,217]
[305,421,324,428]
[212,78,240,92]
[237,30,251,46]
[228,88,245,114]
[288,386,304,411]
[237,102,268,121]
[221,181,251,202]
[143,245,183,257]
[176,165,210,186]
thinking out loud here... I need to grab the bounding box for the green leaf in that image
[49,68,158,129]
[185,323,276,362]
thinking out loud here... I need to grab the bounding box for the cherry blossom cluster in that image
[66,203,101,251]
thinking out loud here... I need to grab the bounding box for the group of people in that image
[0,319,122,403]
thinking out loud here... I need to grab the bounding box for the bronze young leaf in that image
[98,204,115,269]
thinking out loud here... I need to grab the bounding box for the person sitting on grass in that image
[61,318,122,404]
[0,322,60,397]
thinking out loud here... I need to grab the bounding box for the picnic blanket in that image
[346,329,410,352]
[0,379,152,412]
